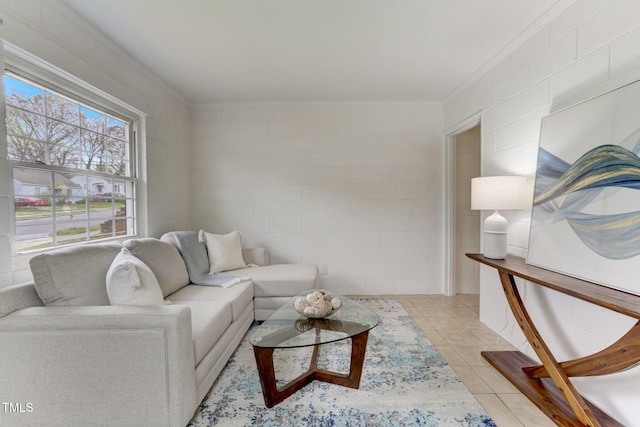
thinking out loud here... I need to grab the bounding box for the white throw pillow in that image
[106,247,164,305]
[198,230,247,274]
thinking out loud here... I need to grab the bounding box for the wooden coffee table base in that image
[253,330,370,408]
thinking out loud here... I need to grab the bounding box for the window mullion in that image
[50,170,56,247]
[5,63,138,253]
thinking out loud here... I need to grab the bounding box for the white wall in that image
[444,0,640,424]
[0,0,191,288]
[190,102,444,295]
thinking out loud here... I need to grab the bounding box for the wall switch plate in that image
[319,264,328,275]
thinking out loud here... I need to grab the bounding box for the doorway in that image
[447,124,481,294]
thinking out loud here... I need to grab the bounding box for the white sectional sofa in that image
[0,232,318,427]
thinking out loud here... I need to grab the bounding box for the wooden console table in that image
[466,253,640,427]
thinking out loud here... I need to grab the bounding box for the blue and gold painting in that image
[532,144,640,260]
[527,80,640,295]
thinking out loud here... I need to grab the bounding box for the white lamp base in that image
[483,210,508,259]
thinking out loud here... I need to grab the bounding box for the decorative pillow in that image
[122,238,190,298]
[106,248,164,305]
[198,230,247,274]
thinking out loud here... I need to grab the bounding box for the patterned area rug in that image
[188,298,496,426]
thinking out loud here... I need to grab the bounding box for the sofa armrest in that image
[0,282,43,318]
[243,247,269,266]
[0,305,196,427]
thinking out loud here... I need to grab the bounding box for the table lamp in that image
[471,175,528,259]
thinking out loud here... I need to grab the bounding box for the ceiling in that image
[62,0,565,105]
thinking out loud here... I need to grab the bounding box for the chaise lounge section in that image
[0,231,318,426]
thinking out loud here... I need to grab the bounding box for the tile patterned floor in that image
[392,294,556,427]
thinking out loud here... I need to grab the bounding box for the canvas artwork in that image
[527,79,640,295]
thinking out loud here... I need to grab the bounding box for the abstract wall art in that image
[527,78,640,295]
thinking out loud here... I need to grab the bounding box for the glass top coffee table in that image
[249,290,379,407]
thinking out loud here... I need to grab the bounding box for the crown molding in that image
[444,0,575,104]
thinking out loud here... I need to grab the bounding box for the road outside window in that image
[4,71,137,252]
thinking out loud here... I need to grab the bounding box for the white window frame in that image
[2,44,141,254]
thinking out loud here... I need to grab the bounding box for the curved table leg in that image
[253,331,370,408]
[524,320,640,379]
[498,271,600,427]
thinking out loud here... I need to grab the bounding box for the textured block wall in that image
[0,0,191,287]
[190,103,444,294]
[444,1,640,424]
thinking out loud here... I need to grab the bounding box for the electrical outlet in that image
[319,264,328,275]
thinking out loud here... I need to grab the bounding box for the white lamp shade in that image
[471,176,528,211]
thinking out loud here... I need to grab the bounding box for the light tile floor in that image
[393,294,556,427]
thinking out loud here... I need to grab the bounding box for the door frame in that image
[444,114,482,296]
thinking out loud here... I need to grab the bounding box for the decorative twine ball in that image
[294,290,342,318]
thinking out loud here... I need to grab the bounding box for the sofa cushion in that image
[242,248,269,266]
[166,282,253,322]
[30,242,122,306]
[0,283,43,318]
[175,300,232,366]
[123,238,190,297]
[106,248,165,305]
[199,230,247,273]
[232,264,319,297]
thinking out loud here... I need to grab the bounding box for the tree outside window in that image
[5,72,137,252]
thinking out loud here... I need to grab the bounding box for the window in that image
[5,70,137,253]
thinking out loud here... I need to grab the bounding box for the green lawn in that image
[15,202,125,219]
[52,225,101,236]
[18,225,112,252]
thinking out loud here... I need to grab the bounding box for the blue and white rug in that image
[188,298,496,426]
